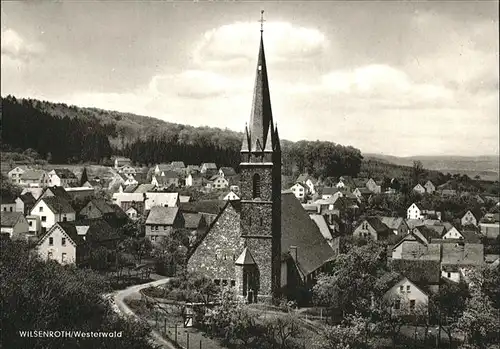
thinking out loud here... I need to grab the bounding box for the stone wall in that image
[239,165,273,201]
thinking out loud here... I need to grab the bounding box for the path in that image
[112,277,177,349]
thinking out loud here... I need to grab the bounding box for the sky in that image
[1,1,499,157]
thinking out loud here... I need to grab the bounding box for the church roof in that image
[235,247,257,265]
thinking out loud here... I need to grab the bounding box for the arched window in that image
[252,173,261,198]
[259,217,263,226]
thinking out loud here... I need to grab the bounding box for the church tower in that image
[237,12,282,303]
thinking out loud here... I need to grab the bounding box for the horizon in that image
[2,1,499,157]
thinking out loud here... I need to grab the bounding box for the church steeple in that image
[242,12,275,154]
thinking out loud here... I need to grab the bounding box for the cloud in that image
[1,28,43,64]
[191,21,328,67]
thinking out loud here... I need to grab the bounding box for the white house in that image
[48,169,78,187]
[424,181,436,194]
[384,276,429,316]
[407,203,424,220]
[30,196,76,234]
[26,215,41,236]
[207,175,229,190]
[37,222,87,265]
[220,190,240,201]
[114,157,132,169]
[8,166,29,184]
[442,225,463,240]
[290,182,307,201]
[296,174,317,195]
[321,187,339,200]
[461,210,478,227]
[413,184,426,195]
[1,196,16,212]
[20,170,50,188]
[441,265,461,283]
[1,212,30,238]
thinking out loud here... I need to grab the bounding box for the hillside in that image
[365,153,499,181]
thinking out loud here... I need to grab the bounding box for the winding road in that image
[111,277,178,349]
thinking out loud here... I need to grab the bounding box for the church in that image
[187,21,336,304]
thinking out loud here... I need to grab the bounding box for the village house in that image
[383,275,430,316]
[336,176,356,189]
[114,157,132,170]
[353,187,372,201]
[380,217,409,235]
[290,182,307,201]
[309,214,341,256]
[1,195,16,212]
[218,167,237,178]
[200,163,217,174]
[181,212,208,246]
[8,166,29,184]
[321,187,339,200]
[179,200,227,226]
[424,180,436,194]
[365,178,381,194]
[296,174,317,194]
[440,242,484,281]
[353,217,392,241]
[26,215,41,236]
[1,211,30,239]
[15,192,36,215]
[21,187,44,200]
[125,205,142,221]
[79,199,119,220]
[439,189,458,197]
[112,192,179,211]
[30,196,76,234]
[171,161,186,171]
[207,175,229,190]
[461,210,479,227]
[145,206,184,243]
[220,190,240,201]
[185,172,204,187]
[118,165,137,175]
[154,163,174,176]
[65,187,95,201]
[20,170,50,188]
[186,165,200,174]
[37,222,88,265]
[48,169,79,187]
[40,186,73,202]
[391,232,441,260]
[407,203,424,220]
[152,172,179,189]
[413,184,426,195]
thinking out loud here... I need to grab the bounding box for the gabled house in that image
[114,157,132,169]
[207,175,229,190]
[37,222,88,265]
[48,169,79,187]
[1,212,30,239]
[365,178,381,194]
[424,180,435,194]
[185,172,204,187]
[30,196,76,234]
[296,174,317,194]
[461,210,479,227]
[290,182,307,201]
[407,203,424,220]
[353,217,391,241]
[391,232,441,260]
[171,161,186,170]
[79,199,116,220]
[20,170,50,188]
[8,166,29,184]
[125,205,141,221]
[40,186,73,202]
[15,192,36,215]
[382,275,430,316]
[200,163,217,174]
[412,225,441,245]
[353,187,372,200]
[152,172,179,188]
[220,190,240,201]
[218,167,237,178]
[145,206,184,243]
[181,212,208,247]
[1,195,16,212]
[380,217,409,235]
[413,184,426,195]
[321,187,339,200]
[336,176,355,189]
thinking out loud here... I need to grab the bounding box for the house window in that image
[410,300,416,310]
[39,207,43,212]
[394,300,401,310]
[62,253,67,263]
[41,216,46,222]
[222,279,228,286]
[9,207,13,212]
[62,238,66,246]
[48,251,53,260]
[447,272,451,278]
[252,173,261,198]
[214,279,220,286]
[29,221,33,227]
[400,286,404,293]
[62,216,67,222]
[49,237,53,246]
[231,280,236,287]
[406,285,411,293]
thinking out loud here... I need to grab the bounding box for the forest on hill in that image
[1,96,363,178]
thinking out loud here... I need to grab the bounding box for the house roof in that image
[146,206,180,225]
[322,187,339,195]
[39,222,86,247]
[389,258,441,285]
[406,219,425,229]
[1,194,16,204]
[380,217,405,230]
[87,199,115,214]
[41,196,75,214]
[235,247,256,265]
[156,163,174,171]
[424,224,446,236]
[296,174,313,183]
[18,192,36,205]
[43,186,72,201]
[0,212,24,227]
[171,161,186,169]
[179,195,191,203]
[134,184,156,193]
[355,187,372,195]
[365,216,391,233]
[182,212,204,229]
[21,170,46,181]
[441,242,484,266]
[219,190,239,200]
[133,173,148,184]
[123,184,138,193]
[201,163,217,169]
[414,225,441,242]
[53,168,78,179]
[219,167,237,176]
[281,192,336,276]
[73,218,121,243]
[179,200,227,215]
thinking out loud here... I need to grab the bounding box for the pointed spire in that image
[248,20,273,153]
[273,123,281,151]
[241,123,250,152]
[264,124,273,152]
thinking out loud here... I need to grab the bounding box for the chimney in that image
[289,246,298,262]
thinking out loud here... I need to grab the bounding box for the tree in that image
[0,239,154,349]
[120,237,152,264]
[314,314,372,349]
[412,160,425,185]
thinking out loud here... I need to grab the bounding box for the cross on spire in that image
[260,10,265,33]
